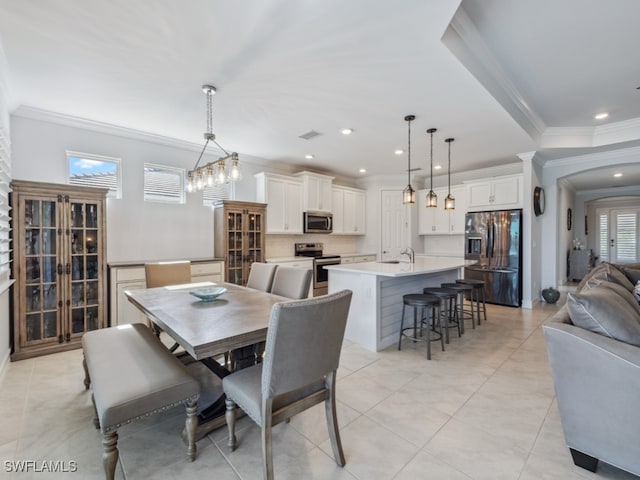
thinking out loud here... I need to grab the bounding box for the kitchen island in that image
[326,256,475,352]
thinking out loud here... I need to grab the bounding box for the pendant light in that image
[402,115,416,205]
[444,137,455,210]
[426,128,437,208]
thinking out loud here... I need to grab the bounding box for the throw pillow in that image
[584,278,640,313]
[588,263,635,291]
[634,281,640,303]
[567,288,640,347]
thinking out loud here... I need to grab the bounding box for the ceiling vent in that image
[298,130,322,140]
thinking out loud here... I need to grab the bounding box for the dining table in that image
[124,281,288,439]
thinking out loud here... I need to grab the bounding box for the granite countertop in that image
[324,256,475,278]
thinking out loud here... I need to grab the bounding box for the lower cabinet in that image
[341,254,376,264]
[109,260,224,326]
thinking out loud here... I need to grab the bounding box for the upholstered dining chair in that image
[246,262,278,292]
[222,289,353,480]
[144,261,192,351]
[270,266,312,299]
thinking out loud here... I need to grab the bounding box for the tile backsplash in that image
[266,234,360,259]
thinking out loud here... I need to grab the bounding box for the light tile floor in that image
[1,301,638,479]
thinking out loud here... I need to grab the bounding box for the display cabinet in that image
[213,200,267,285]
[11,180,108,360]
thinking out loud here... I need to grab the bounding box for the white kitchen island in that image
[326,257,475,352]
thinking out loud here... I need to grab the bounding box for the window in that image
[598,212,608,262]
[202,182,232,207]
[143,164,185,204]
[0,123,11,289]
[67,151,121,198]
[615,211,637,263]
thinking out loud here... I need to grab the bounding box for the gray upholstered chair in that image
[222,289,353,480]
[270,266,312,299]
[246,262,278,292]
[145,261,192,351]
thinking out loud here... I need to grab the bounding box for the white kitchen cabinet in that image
[466,174,522,211]
[294,171,333,212]
[255,172,303,234]
[418,185,467,235]
[109,260,224,326]
[332,185,366,235]
[341,254,376,264]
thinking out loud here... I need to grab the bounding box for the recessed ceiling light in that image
[305,154,314,160]
[394,149,404,155]
[359,168,367,173]
[434,165,442,170]
[594,112,609,120]
[614,172,623,177]
[341,128,353,135]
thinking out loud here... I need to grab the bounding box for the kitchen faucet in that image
[400,246,415,263]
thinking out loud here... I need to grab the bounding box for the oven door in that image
[313,258,341,296]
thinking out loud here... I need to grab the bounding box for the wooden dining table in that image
[124,281,288,439]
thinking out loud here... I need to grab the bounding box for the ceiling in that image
[0,0,639,190]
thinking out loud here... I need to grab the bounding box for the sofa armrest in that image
[542,319,640,476]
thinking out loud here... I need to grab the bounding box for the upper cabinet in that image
[466,174,523,211]
[255,172,303,234]
[332,185,366,235]
[293,171,334,212]
[418,185,467,235]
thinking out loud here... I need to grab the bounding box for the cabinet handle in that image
[66,263,71,275]
[57,264,63,275]
[66,333,71,342]
[58,334,63,344]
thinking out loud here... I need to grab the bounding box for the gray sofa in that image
[542,262,640,477]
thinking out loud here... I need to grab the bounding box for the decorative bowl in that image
[189,287,227,302]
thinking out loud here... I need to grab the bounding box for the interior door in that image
[380,190,409,260]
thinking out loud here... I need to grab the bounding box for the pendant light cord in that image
[407,118,411,185]
[447,139,451,195]
[429,130,434,190]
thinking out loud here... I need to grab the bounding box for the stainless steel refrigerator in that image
[464,209,522,307]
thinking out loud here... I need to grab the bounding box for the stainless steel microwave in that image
[303,211,333,233]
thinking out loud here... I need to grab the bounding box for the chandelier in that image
[186,84,242,193]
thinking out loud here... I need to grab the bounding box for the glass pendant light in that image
[426,128,437,208]
[444,137,455,210]
[402,115,416,205]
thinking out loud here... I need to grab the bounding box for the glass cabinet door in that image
[69,201,101,336]
[23,198,62,345]
[227,210,244,285]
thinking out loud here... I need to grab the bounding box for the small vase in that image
[542,287,560,304]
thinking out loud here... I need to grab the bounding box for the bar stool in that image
[456,279,487,325]
[422,287,461,344]
[398,293,443,360]
[441,283,475,334]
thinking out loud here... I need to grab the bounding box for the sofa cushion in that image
[620,266,640,285]
[634,281,640,303]
[567,286,640,347]
[587,263,635,291]
[584,278,640,312]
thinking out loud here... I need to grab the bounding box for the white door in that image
[597,208,639,264]
[380,190,409,260]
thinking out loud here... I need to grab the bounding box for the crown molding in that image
[541,117,640,148]
[442,6,546,142]
[543,144,640,169]
[11,105,275,167]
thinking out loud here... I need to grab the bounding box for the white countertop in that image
[325,256,473,277]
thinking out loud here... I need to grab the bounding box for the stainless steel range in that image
[294,243,341,296]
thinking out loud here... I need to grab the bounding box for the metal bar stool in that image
[422,287,461,344]
[398,293,443,360]
[456,279,487,325]
[441,283,475,334]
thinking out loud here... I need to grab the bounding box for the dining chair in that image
[246,262,278,292]
[222,289,353,480]
[270,266,312,299]
[144,261,192,351]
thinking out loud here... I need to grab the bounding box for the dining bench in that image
[82,323,200,480]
